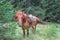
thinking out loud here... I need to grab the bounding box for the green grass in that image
[0,22,60,40]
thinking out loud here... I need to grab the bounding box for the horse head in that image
[15,10,27,26]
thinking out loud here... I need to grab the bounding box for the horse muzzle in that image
[18,23,22,27]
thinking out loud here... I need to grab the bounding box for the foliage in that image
[0,0,60,22]
[10,0,60,22]
[0,0,15,22]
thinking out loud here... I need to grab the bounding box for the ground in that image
[0,22,60,40]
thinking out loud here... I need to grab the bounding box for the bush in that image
[0,0,15,22]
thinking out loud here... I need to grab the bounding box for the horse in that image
[14,10,46,37]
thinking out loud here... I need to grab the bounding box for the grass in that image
[0,22,60,40]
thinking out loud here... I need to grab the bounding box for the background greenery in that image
[0,0,60,22]
[0,0,60,40]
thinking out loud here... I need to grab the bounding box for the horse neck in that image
[23,15,30,23]
[22,13,30,23]
[22,16,27,23]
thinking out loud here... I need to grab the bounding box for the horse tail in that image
[37,19,46,25]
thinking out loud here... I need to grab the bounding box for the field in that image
[0,22,60,40]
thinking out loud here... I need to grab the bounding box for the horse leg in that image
[22,29,25,37]
[34,26,36,32]
[27,29,29,37]
[32,26,36,33]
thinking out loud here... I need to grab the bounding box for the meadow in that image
[0,22,60,40]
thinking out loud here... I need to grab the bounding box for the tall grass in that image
[0,22,60,40]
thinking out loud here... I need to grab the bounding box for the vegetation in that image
[0,0,60,22]
[0,0,15,22]
[0,0,60,40]
[0,22,60,40]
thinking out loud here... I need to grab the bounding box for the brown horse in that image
[14,10,46,37]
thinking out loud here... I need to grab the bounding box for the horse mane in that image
[22,13,32,24]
